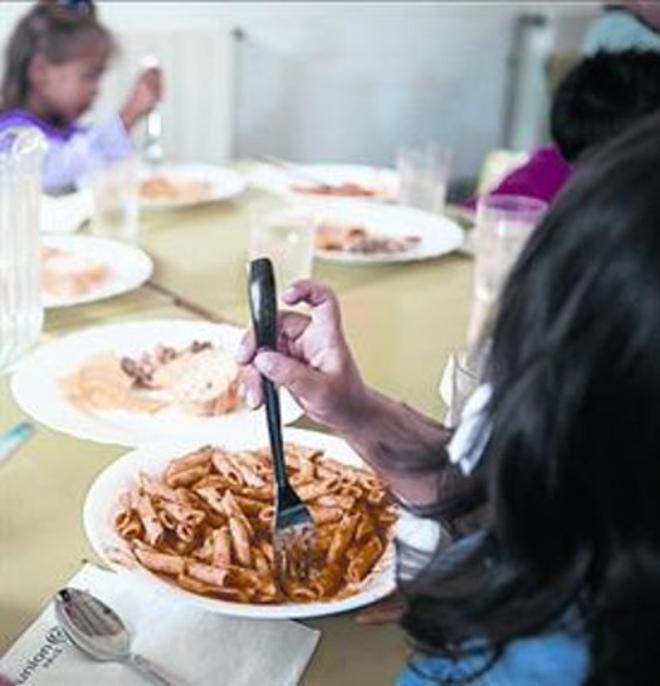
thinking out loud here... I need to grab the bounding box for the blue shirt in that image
[583,8,660,55]
[397,620,589,686]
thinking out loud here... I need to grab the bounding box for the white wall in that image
[0,1,597,178]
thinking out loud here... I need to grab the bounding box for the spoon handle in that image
[129,652,180,685]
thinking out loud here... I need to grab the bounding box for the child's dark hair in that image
[1,0,114,111]
[551,50,660,162]
[399,112,660,683]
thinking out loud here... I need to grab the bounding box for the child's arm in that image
[120,66,163,132]
[42,113,133,191]
[41,67,163,191]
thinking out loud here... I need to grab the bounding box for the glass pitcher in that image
[0,127,46,372]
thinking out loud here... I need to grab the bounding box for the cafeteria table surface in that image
[0,184,474,685]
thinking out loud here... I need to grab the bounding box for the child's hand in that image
[236,280,370,435]
[120,66,163,131]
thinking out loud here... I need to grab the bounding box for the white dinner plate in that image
[83,428,397,619]
[139,163,246,210]
[41,235,153,308]
[248,162,398,203]
[11,320,303,446]
[271,200,464,265]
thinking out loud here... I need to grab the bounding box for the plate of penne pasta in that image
[84,428,398,619]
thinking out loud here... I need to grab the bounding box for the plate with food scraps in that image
[248,162,398,203]
[11,320,303,446]
[41,235,154,308]
[271,201,464,265]
[139,163,246,210]
[84,428,398,619]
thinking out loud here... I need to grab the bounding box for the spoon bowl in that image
[54,587,179,685]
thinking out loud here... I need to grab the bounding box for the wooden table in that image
[0,187,474,685]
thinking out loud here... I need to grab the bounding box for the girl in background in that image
[0,0,162,191]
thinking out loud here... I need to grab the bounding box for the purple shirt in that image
[0,108,134,192]
[466,145,572,209]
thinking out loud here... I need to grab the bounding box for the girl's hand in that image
[120,66,163,131]
[236,280,371,434]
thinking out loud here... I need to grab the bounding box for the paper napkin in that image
[0,564,320,686]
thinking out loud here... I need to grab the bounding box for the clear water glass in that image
[467,194,547,345]
[249,211,315,293]
[0,127,46,372]
[397,143,452,214]
[89,157,139,242]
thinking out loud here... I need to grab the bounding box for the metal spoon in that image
[140,55,164,170]
[54,588,180,685]
[143,108,164,170]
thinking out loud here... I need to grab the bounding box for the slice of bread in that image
[167,348,241,416]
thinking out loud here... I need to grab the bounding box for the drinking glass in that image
[88,157,139,242]
[0,127,46,373]
[444,349,484,428]
[396,143,452,214]
[467,194,547,345]
[249,211,315,293]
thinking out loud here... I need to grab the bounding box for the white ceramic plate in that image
[41,189,93,234]
[83,428,396,619]
[271,201,464,265]
[249,162,398,203]
[41,235,153,308]
[11,320,303,446]
[140,163,246,210]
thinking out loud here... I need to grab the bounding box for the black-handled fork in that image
[248,258,314,583]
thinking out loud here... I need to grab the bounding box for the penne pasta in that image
[327,513,360,564]
[346,537,384,583]
[166,445,213,474]
[133,542,185,576]
[222,491,255,537]
[175,522,197,544]
[284,582,318,603]
[296,477,341,502]
[211,452,244,487]
[158,509,178,530]
[114,510,143,540]
[354,511,377,543]
[113,443,395,605]
[312,562,344,598]
[187,560,230,587]
[166,463,212,488]
[159,499,206,526]
[253,548,271,578]
[135,494,164,547]
[140,473,179,502]
[309,505,344,525]
[234,496,268,517]
[211,526,232,567]
[228,516,252,567]
[315,494,356,511]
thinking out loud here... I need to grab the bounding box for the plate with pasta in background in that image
[83,428,398,619]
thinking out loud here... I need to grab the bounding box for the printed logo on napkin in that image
[10,626,68,684]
